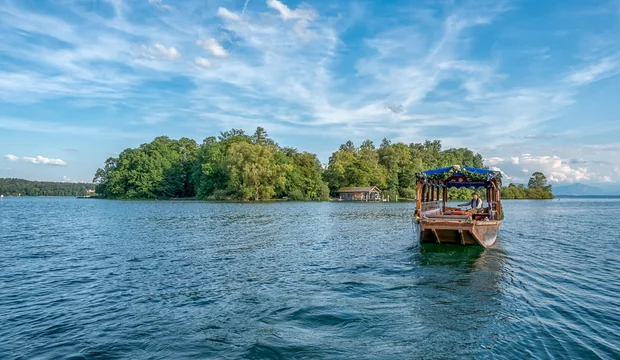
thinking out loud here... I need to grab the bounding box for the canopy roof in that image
[417,165,501,187]
[420,166,497,177]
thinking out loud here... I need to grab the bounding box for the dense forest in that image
[0,178,96,196]
[94,128,329,201]
[92,127,553,200]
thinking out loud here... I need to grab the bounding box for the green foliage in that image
[0,178,95,196]
[447,187,488,200]
[93,136,198,199]
[501,181,554,199]
[94,127,330,201]
[422,165,499,182]
[528,172,548,188]
[226,142,285,200]
[92,127,553,201]
[325,138,488,198]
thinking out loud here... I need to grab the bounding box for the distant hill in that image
[553,183,620,196]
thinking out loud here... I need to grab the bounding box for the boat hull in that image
[416,219,502,248]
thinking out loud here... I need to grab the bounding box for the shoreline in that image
[70,196,561,202]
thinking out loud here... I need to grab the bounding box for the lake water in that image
[1,197,618,359]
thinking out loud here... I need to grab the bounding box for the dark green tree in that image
[528,172,548,188]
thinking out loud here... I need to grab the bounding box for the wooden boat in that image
[413,165,503,248]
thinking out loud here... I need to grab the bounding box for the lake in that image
[1,197,618,359]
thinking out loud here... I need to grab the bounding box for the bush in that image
[317,183,331,201]
[287,189,306,201]
[208,189,231,200]
[383,188,399,201]
[399,187,416,199]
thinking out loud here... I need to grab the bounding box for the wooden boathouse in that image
[337,186,381,201]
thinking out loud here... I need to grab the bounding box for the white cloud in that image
[566,56,620,85]
[484,157,504,166]
[62,175,71,181]
[142,44,181,60]
[266,0,318,38]
[1,0,620,173]
[194,57,212,68]
[196,38,229,57]
[3,154,18,161]
[490,166,511,180]
[266,0,317,21]
[22,156,67,166]
[487,154,612,183]
[521,154,590,182]
[148,0,173,11]
[217,7,241,21]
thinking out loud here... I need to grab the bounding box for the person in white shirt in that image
[459,193,483,213]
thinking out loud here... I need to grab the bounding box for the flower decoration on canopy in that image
[417,165,501,182]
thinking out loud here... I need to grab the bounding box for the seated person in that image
[459,193,483,213]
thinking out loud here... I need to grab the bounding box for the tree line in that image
[500,172,554,199]
[92,127,553,200]
[94,128,329,201]
[0,178,96,196]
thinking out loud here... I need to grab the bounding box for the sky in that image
[1,0,620,185]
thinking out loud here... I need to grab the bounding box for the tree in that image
[279,149,330,201]
[92,127,552,201]
[501,180,553,199]
[252,127,277,147]
[528,172,548,188]
[339,140,356,153]
[0,178,95,196]
[225,142,286,200]
[218,128,250,143]
[91,137,198,199]
[193,137,227,199]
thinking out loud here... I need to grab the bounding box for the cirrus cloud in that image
[196,38,229,58]
[1,0,620,183]
[3,154,19,161]
[266,0,317,21]
[217,7,241,21]
[194,57,212,68]
[141,44,181,60]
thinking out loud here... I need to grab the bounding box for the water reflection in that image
[405,241,509,356]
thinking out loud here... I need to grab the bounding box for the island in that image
[90,127,554,201]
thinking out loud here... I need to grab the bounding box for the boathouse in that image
[337,186,381,201]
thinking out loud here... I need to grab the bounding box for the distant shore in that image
[554,194,620,199]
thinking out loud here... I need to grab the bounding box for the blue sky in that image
[1,0,620,184]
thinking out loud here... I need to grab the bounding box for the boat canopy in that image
[416,165,501,188]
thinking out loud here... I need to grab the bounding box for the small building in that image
[337,186,381,201]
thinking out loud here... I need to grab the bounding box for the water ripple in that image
[0,197,619,359]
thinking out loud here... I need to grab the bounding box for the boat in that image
[413,165,503,248]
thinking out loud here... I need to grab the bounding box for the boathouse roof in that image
[337,186,381,193]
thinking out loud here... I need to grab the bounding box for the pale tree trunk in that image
[254,181,259,201]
